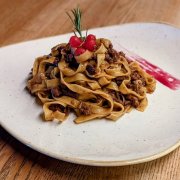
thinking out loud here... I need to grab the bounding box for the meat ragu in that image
[78,102,92,115]
[27,37,156,123]
[49,104,65,112]
[27,8,156,124]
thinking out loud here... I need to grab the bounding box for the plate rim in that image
[0,22,180,166]
[1,119,180,166]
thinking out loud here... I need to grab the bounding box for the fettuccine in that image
[27,38,156,123]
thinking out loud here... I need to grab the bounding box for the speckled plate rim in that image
[0,22,180,166]
[1,120,180,166]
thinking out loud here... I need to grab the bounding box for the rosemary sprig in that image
[67,7,83,38]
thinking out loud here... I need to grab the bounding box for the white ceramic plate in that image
[0,23,180,166]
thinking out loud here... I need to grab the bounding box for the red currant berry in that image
[86,34,96,41]
[69,36,82,48]
[84,40,96,51]
[81,42,86,49]
[74,47,86,56]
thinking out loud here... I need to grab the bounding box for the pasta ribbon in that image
[27,38,156,123]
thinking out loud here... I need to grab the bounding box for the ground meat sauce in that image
[53,58,60,67]
[62,44,79,69]
[60,84,78,99]
[105,53,113,63]
[115,76,128,86]
[131,71,146,86]
[126,94,139,108]
[49,104,66,112]
[66,54,79,69]
[86,64,96,75]
[92,54,97,60]
[105,45,120,63]
[55,47,63,59]
[107,89,140,108]
[51,87,62,97]
[45,65,54,79]
[124,99,131,106]
[49,84,78,99]
[126,81,144,96]
[122,71,147,95]
[107,90,124,104]
[79,102,91,115]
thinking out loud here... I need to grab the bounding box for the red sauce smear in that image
[129,55,180,90]
[117,42,180,90]
[116,43,180,90]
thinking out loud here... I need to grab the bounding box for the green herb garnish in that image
[66,7,83,38]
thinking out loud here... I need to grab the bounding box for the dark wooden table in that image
[0,0,180,179]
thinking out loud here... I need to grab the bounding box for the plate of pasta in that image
[0,21,180,166]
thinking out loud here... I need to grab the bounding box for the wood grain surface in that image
[0,0,180,179]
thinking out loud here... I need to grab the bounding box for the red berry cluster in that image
[69,34,97,56]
